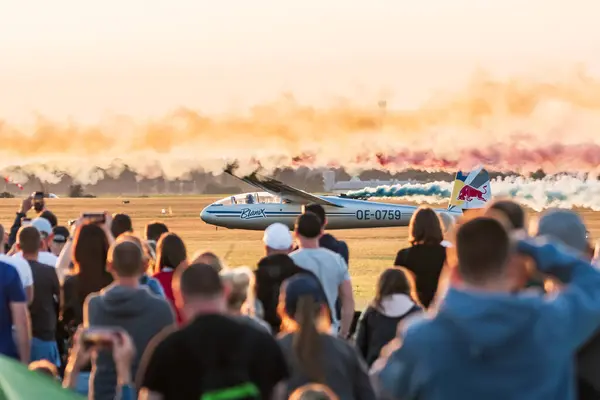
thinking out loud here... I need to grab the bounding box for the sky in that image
[2,0,600,123]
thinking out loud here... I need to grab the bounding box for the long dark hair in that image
[408,206,443,246]
[155,232,187,273]
[278,283,330,384]
[374,267,421,310]
[72,222,112,299]
[291,296,326,383]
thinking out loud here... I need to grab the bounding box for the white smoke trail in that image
[346,175,600,211]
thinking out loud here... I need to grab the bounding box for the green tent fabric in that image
[0,355,85,400]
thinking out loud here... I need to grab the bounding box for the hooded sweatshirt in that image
[377,240,600,400]
[354,294,421,366]
[86,283,175,400]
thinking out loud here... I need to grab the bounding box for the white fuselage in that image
[200,192,462,230]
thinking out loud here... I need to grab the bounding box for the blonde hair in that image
[220,266,257,316]
[116,232,155,274]
[191,250,225,272]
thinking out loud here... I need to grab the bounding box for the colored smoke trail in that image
[3,69,600,183]
[346,175,600,211]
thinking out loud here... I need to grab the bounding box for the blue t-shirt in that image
[0,261,26,359]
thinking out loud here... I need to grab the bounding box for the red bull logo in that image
[457,184,487,202]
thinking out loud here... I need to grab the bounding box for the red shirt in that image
[153,269,183,324]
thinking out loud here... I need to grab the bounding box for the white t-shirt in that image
[13,251,58,267]
[0,254,33,288]
[289,247,350,331]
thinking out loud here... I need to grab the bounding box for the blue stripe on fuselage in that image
[205,211,354,216]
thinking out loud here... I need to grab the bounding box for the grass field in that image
[1,196,599,307]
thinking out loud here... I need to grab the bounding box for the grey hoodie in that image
[86,283,175,400]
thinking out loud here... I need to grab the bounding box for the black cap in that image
[52,226,70,243]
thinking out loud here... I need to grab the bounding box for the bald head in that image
[108,240,143,278]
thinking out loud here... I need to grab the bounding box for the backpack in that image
[199,331,261,400]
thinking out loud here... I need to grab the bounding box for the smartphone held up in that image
[81,327,121,350]
[81,212,106,224]
[32,191,45,213]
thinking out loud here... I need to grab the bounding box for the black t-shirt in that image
[319,234,349,265]
[255,254,303,333]
[139,313,289,400]
[28,260,60,341]
[394,244,446,308]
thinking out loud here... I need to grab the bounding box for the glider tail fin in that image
[447,166,491,211]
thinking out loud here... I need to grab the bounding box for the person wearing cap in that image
[277,274,375,399]
[256,223,321,333]
[533,209,600,399]
[263,222,294,256]
[12,218,58,267]
[534,209,591,257]
[50,226,69,257]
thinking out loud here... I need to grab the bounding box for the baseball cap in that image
[52,226,70,243]
[31,217,53,237]
[284,274,327,318]
[535,209,588,254]
[263,223,293,250]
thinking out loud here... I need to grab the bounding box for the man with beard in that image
[7,193,54,250]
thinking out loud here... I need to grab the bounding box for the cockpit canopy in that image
[213,192,288,206]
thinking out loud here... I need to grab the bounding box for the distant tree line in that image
[0,164,553,197]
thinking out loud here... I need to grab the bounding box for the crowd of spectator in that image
[2,192,600,400]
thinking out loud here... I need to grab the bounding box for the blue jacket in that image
[140,275,165,298]
[377,239,600,400]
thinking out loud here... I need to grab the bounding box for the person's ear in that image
[16,243,21,251]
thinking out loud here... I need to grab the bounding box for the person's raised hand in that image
[69,216,85,235]
[103,211,113,230]
[68,326,94,371]
[19,196,32,214]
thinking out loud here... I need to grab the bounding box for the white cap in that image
[31,218,53,237]
[263,223,293,250]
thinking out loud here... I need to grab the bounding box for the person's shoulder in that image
[84,290,103,311]
[63,274,78,285]
[0,254,23,266]
[0,260,19,281]
[39,252,58,264]
[288,249,301,258]
[396,247,410,256]
[312,246,341,259]
[322,247,347,267]
[152,323,183,347]
[0,255,30,273]
[143,323,181,361]
[31,261,57,278]
[399,311,448,351]
[322,334,359,359]
[361,305,379,319]
[145,291,173,314]
[35,260,55,269]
